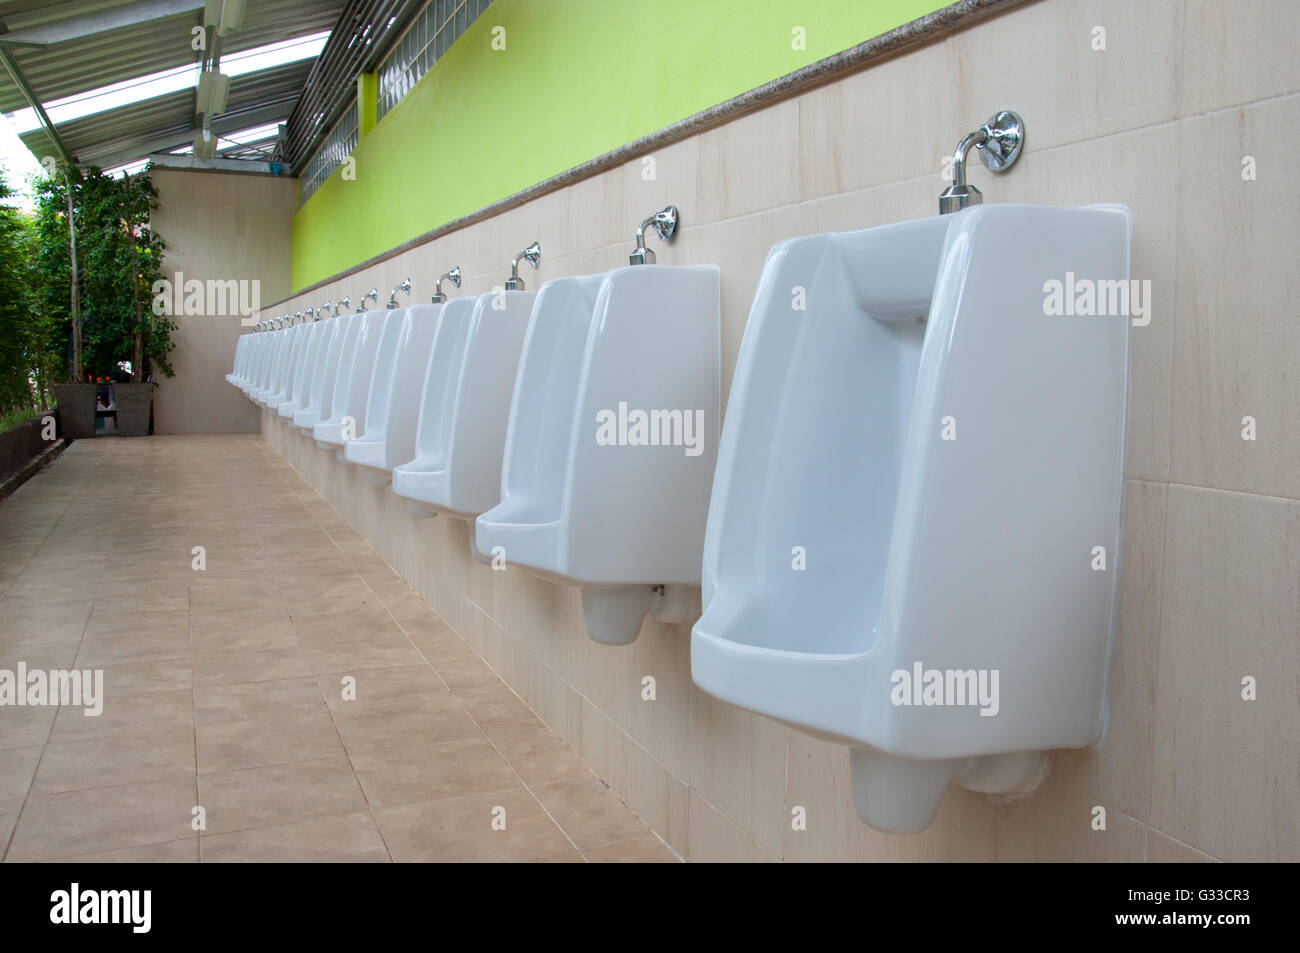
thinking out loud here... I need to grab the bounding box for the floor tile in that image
[351,737,521,809]
[374,789,574,862]
[198,757,369,836]
[7,777,197,861]
[201,811,389,862]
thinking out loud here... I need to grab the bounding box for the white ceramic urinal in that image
[345,302,442,485]
[314,309,389,454]
[240,330,268,395]
[260,324,302,406]
[691,203,1132,834]
[391,297,475,518]
[277,321,324,419]
[266,323,309,410]
[342,306,412,485]
[226,334,247,386]
[306,315,364,442]
[296,313,351,432]
[248,327,284,402]
[477,264,720,645]
[234,332,257,387]
[251,327,287,402]
[391,290,535,532]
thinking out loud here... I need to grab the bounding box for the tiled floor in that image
[0,435,677,862]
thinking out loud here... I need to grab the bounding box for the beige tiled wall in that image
[153,168,297,434]
[260,0,1299,861]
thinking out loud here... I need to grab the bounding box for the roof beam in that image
[0,0,204,46]
[147,153,290,176]
[0,45,74,165]
[77,101,295,169]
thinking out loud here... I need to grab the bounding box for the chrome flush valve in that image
[317,301,333,320]
[357,288,378,312]
[432,266,462,303]
[387,278,411,309]
[337,296,350,313]
[629,205,678,265]
[939,110,1025,214]
[505,242,541,290]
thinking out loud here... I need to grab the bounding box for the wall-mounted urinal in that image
[335,281,411,484]
[477,208,721,645]
[391,296,475,518]
[313,306,391,457]
[245,321,279,400]
[278,305,332,420]
[237,324,269,396]
[292,309,349,432]
[347,269,460,487]
[392,244,540,539]
[226,334,248,387]
[251,319,294,405]
[692,149,1132,833]
[265,318,312,411]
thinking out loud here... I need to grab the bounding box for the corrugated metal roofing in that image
[0,0,346,168]
[24,60,314,168]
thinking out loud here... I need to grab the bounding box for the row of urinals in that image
[228,116,1134,835]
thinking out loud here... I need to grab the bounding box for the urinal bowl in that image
[393,292,535,548]
[692,203,1132,832]
[296,314,353,434]
[346,304,437,489]
[314,310,389,451]
[477,266,721,646]
[392,298,477,515]
[278,322,326,420]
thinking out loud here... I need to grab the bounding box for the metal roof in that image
[0,0,346,169]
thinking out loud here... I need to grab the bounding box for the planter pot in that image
[113,383,153,437]
[51,382,98,439]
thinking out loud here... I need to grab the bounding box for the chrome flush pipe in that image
[629,205,679,265]
[336,296,350,313]
[387,278,411,309]
[357,289,378,312]
[938,110,1026,215]
[504,242,541,290]
[316,301,333,320]
[432,266,461,303]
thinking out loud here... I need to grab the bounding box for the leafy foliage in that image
[0,172,39,415]
[76,168,173,381]
[27,164,174,386]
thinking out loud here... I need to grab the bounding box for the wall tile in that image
[1170,96,1300,499]
[1182,0,1300,115]
[694,98,801,223]
[687,789,780,862]
[952,0,1183,154]
[688,689,788,854]
[1146,827,1218,862]
[797,36,959,201]
[1151,485,1299,861]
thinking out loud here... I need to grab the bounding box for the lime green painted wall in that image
[291,0,948,289]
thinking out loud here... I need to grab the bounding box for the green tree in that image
[31,169,78,383]
[29,164,174,386]
[0,171,36,414]
[77,167,173,381]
